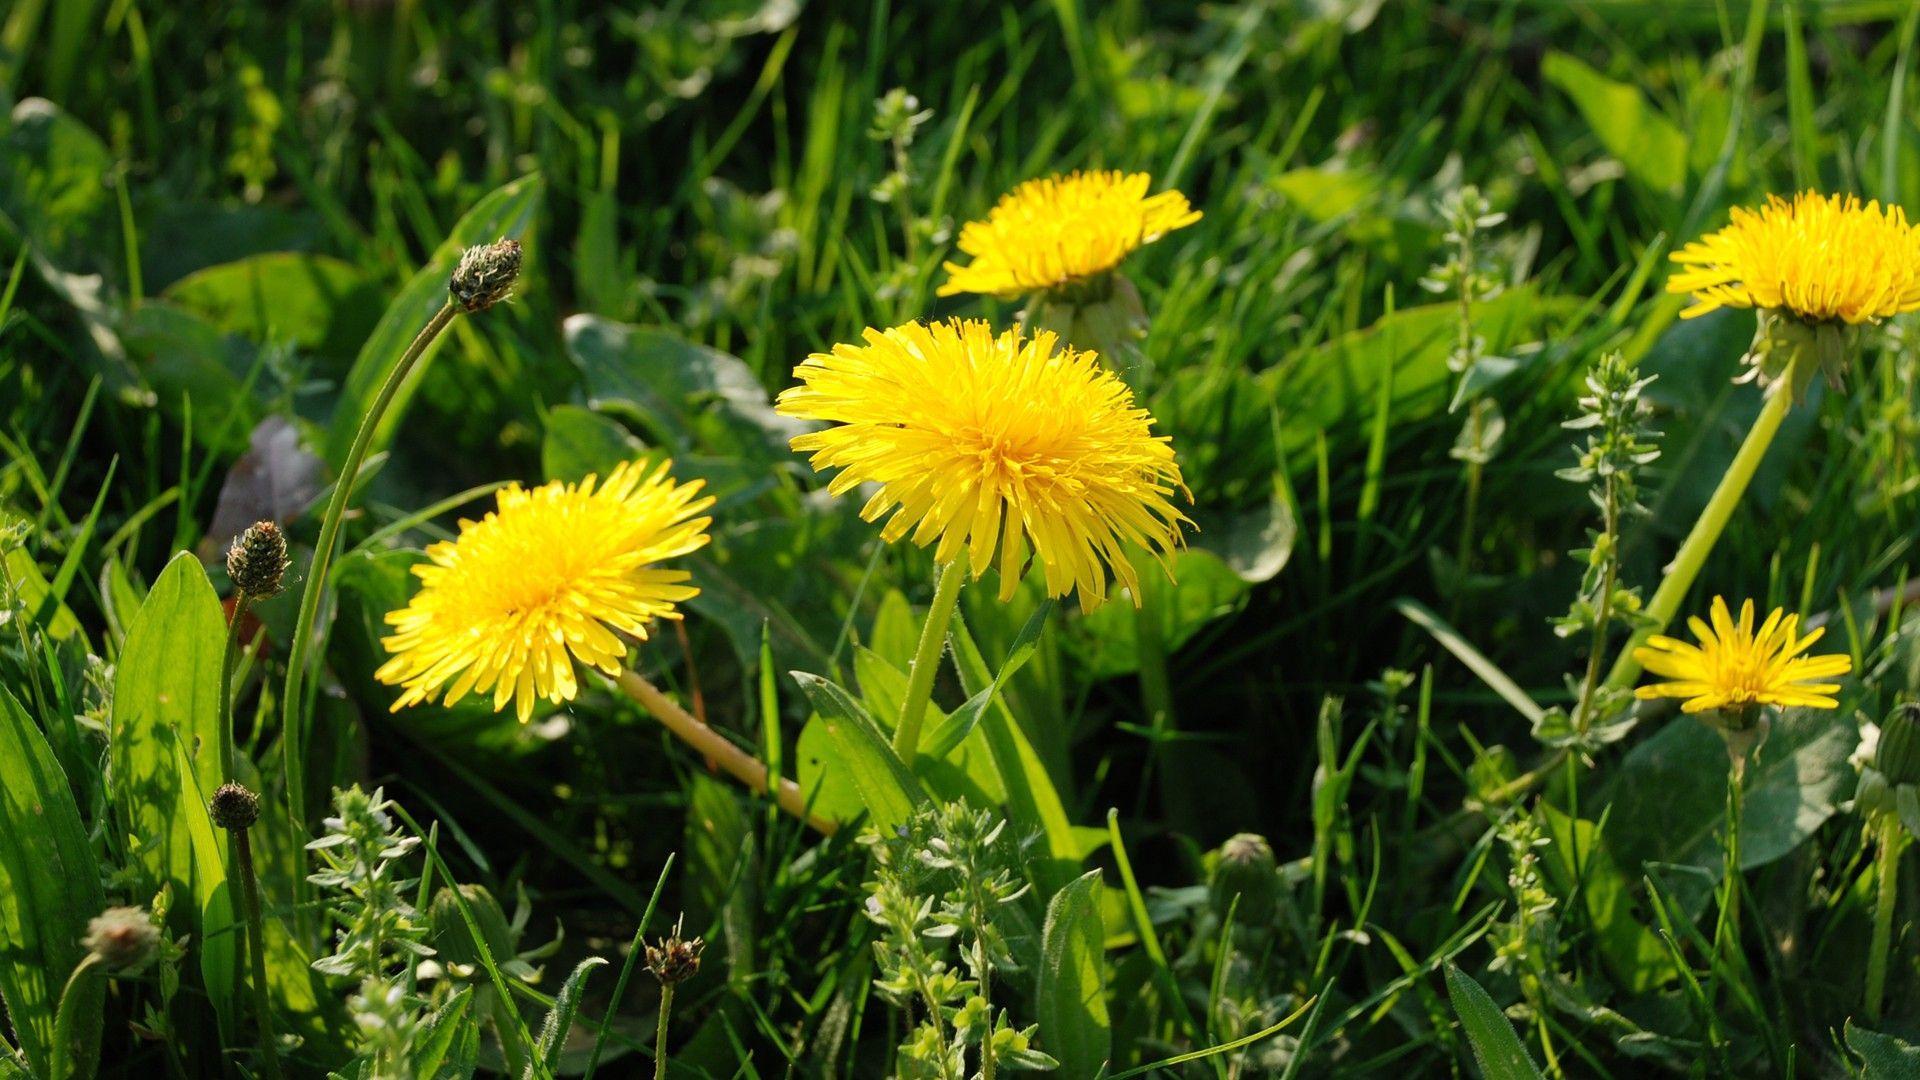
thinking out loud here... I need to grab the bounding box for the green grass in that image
[5,0,1920,1076]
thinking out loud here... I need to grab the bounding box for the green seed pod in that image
[429,883,517,970]
[1209,833,1279,928]
[1878,704,1920,787]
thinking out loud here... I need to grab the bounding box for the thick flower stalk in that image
[1607,193,1920,691]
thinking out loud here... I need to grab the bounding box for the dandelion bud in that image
[1209,832,1279,928]
[644,918,705,987]
[429,883,516,970]
[209,782,261,831]
[84,906,161,974]
[1878,704,1920,787]
[449,238,523,313]
[225,521,289,599]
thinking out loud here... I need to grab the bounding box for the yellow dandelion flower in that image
[1667,192,1920,324]
[376,460,713,723]
[938,171,1201,299]
[1633,596,1852,717]
[775,319,1190,611]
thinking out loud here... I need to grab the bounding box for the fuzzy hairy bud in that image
[449,238,523,313]
[84,906,161,973]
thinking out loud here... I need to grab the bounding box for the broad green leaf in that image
[2,547,83,641]
[1074,550,1249,679]
[109,553,229,902]
[1846,1020,1920,1077]
[567,315,808,464]
[952,616,1079,896]
[1268,165,1383,222]
[1536,804,1677,993]
[171,737,237,1036]
[1444,964,1545,1080]
[325,173,543,465]
[122,303,263,455]
[851,646,1004,806]
[0,99,140,398]
[1541,51,1688,196]
[1038,871,1110,1079]
[869,589,918,671]
[684,771,754,986]
[540,404,651,484]
[1600,706,1856,920]
[789,672,925,829]
[0,685,103,1077]
[161,252,377,358]
[1264,287,1577,464]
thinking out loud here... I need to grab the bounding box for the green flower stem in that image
[1713,753,1748,986]
[232,825,286,1080]
[1867,816,1908,1022]
[48,954,101,1080]
[654,983,674,1080]
[218,594,253,782]
[1604,357,1806,692]
[894,560,966,760]
[282,300,458,831]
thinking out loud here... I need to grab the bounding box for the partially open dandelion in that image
[1632,596,1851,723]
[1669,193,1920,324]
[776,319,1191,612]
[1668,192,1920,395]
[376,460,713,723]
[938,171,1200,300]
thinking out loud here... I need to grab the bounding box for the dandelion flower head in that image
[938,171,1201,299]
[377,460,713,722]
[1633,596,1852,718]
[1667,192,1920,324]
[775,319,1190,611]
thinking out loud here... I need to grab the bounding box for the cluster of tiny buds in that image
[450,238,523,313]
[225,520,289,600]
[209,782,262,831]
[84,906,161,973]
[644,916,705,987]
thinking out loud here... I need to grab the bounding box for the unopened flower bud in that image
[429,883,515,970]
[225,521,289,599]
[1209,832,1279,928]
[449,238,523,313]
[209,782,261,831]
[84,906,161,973]
[1878,703,1920,787]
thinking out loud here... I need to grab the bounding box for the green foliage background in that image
[7,0,1920,1075]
